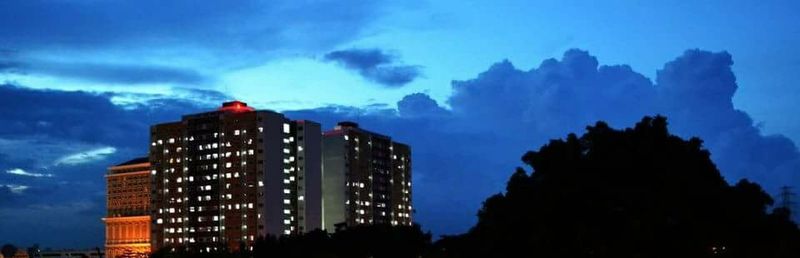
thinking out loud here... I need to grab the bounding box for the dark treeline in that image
[151,224,431,258]
[152,116,800,258]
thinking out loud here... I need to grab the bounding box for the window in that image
[283,123,290,133]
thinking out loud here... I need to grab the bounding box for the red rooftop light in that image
[219,100,255,113]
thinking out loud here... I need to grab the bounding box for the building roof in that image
[115,157,149,166]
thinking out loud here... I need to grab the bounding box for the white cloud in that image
[55,146,117,166]
[3,184,30,194]
[6,168,54,178]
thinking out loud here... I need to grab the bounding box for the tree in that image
[1,244,17,258]
[439,116,800,258]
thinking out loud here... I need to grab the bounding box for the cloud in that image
[54,147,117,166]
[0,58,207,85]
[0,0,390,66]
[295,48,800,236]
[1,184,29,194]
[6,168,53,178]
[397,93,449,117]
[0,83,217,248]
[324,48,422,87]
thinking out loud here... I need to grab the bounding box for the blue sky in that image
[1,0,799,249]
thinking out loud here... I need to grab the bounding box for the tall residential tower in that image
[149,101,322,252]
[322,122,412,232]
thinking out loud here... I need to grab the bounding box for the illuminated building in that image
[103,158,151,258]
[149,101,322,252]
[322,122,412,231]
[10,250,28,258]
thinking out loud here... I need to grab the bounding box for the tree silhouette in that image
[0,244,16,258]
[436,116,800,258]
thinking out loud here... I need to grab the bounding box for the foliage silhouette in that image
[434,116,800,258]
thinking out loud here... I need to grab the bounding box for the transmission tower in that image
[778,186,796,218]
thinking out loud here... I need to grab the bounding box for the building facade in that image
[149,101,321,252]
[322,122,412,232]
[103,158,151,258]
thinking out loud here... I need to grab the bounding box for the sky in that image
[1,0,799,249]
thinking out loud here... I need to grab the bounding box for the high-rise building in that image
[148,101,321,252]
[103,158,151,258]
[322,122,412,232]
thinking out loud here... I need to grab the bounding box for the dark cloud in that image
[324,48,422,87]
[0,83,215,248]
[0,0,388,65]
[1,58,206,84]
[655,49,800,192]
[298,48,800,237]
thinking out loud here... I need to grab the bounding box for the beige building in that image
[103,158,151,258]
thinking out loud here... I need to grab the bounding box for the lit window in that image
[284,189,291,194]
[283,123,290,133]
[157,218,163,224]
[283,209,290,214]
[235,130,240,135]
[225,162,232,168]
[283,219,290,225]
[283,199,291,204]
[298,146,303,152]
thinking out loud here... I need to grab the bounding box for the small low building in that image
[10,250,28,258]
